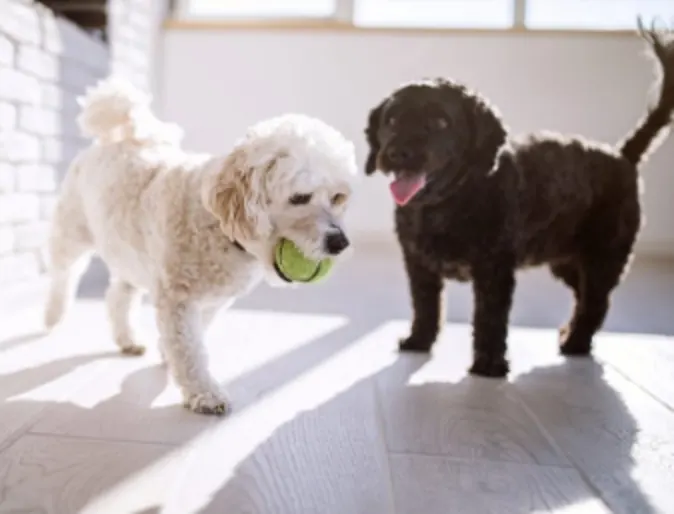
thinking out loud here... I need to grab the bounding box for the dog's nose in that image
[325,231,350,255]
[385,146,413,166]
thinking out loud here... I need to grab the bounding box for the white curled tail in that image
[77,77,183,145]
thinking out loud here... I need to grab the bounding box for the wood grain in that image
[0,304,117,450]
[0,435,179,514]
[389,453,612,514]
[374,332,568,467]
[514,358,674,514]
[173,382,393,514]
[594,334,674,410]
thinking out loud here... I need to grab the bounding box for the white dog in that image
[44,77,357,414]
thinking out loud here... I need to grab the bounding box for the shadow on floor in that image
[192,357,654,514]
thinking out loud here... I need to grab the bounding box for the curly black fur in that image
[363,22,674,377]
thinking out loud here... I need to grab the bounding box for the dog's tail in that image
[619,18,674,166]
[76,77,182,145]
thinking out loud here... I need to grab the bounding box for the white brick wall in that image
[0,0,165,293]
[0,102,17,131]
[0,34,15,67]
[0,1,41,46]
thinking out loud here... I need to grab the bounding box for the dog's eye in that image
[387,116,397,126]
[331,193,347,206]
[437,118,449,129]
[289,193,312,205]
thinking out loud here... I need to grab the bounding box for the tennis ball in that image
[274,239,333,283]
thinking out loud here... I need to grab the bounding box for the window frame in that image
[172,0,350,22]
[170,0,671,34]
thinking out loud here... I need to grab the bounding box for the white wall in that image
[159,28,674,256]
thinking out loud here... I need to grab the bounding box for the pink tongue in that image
[390,175,426,206]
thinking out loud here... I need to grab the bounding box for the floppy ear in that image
[202,148,274,243]
[364,100,385,175]
[469,97,508,172]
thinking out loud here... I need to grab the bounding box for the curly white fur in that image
[44,77,358,414]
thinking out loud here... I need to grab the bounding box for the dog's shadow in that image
[193,353,658,514]
[511,358,659,514]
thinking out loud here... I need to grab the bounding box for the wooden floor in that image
[1,247,673,514]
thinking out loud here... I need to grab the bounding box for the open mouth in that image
[389,172,427,206]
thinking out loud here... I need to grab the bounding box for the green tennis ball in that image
[274,239,333,283]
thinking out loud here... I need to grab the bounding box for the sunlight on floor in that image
[80,319,403,514]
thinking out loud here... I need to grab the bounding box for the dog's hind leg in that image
[44,189,93,329]
[560,198,639,356]
[559,249,633,356]
[106,279,145,355]
[549,261,581,343]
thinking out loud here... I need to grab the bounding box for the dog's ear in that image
[202,148,275,243]
[364,100,385,175]
[469,98,507,172]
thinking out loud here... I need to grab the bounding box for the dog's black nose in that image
[386,146,413,166]
[325,231,350,255]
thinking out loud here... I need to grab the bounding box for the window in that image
[353,0,514,29]
[180,0,338,20]
[525,0,674,31]
[175,0,674,32]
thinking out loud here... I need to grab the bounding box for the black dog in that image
[363,22,674,377]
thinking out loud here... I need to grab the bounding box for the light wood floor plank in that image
[172,382,394,514]
[594,333,674,410]
[0,304,119,450]
[29,309,348,445]
[154,322,402,514]
[374,324,569,467]
[513,356,674,514]
[389,453,611,514]
[0,434,182,514]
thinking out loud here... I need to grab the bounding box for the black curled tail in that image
[620,17,674,166]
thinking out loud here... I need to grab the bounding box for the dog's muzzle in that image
[324,229,350,255]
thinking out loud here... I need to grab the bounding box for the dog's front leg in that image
[469,262,515,378]
[155,294,229,415]
[399,248,445,353]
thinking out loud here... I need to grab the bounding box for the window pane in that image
[526,0,674,30]
[186,0,337,18]
[354,0,515,29]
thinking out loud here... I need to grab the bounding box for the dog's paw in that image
[116,336,146,356]
[398,335,434,353]
[559,328,592,357]
[559,340,592,357]
[469,353,509,378]
[183,388,230,416]
[120,344,146,356]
